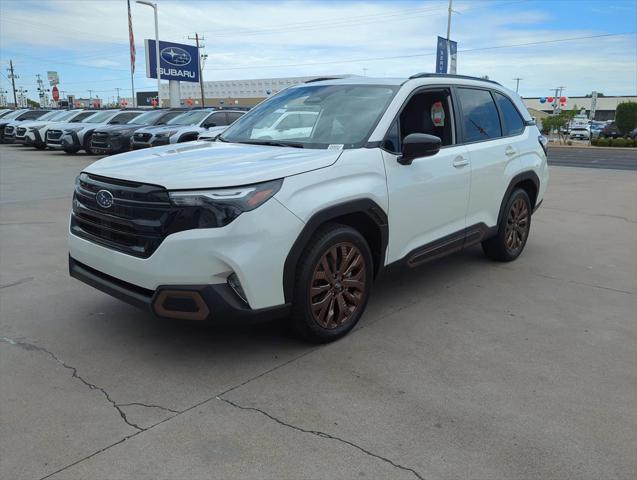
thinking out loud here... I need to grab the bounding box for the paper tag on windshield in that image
[327,144,344,150]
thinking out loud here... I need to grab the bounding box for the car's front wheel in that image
[290,223,373,343]
[482,188,532,262]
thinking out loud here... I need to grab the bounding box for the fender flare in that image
[282,198,388,303]
[496,171,540,226]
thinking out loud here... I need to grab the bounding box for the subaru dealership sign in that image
[145,39,199,83]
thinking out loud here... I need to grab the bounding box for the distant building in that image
[159,75,349,107]
[522,96,637,121]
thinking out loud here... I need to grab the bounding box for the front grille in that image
[47,130,63,142]
[71,173,201,258]
[16,127,26,137]
[91,132,109,147]
[4,126,14,134]
[134,132,152,142]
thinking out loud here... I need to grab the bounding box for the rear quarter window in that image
[495,93,525,136]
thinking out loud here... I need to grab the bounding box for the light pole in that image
[137,1,161,106]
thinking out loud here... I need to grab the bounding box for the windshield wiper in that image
[233,140,304,148]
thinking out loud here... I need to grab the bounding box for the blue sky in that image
[0,0,635,103]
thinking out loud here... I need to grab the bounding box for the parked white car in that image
[131,109,244,149]
[569,127,590,140]
[46,110,143,153]
[19,110,97,149]
[69,74,548,342]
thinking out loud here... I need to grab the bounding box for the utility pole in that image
[513,77,523,93]
[7,60,18,107]
[115,87,121,106]
[446,0,453,43]
[88,89,93,106]
[188,33,206,107]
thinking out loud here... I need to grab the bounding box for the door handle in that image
[505,146,517,157]
[453,156,469,168]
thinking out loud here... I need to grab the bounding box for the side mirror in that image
[204,122,216,129]
[398,133,441,165]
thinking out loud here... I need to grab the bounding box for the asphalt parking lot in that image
[1,144,636,480]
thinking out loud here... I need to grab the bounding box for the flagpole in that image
[128,0,136,107]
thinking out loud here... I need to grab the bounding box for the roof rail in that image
[304,76,346,83]
[408,73,502,86]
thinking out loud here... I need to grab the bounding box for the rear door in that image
[202,112,229,128]
[456,87,514,229]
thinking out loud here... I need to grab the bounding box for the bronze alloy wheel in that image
[310,242,366,329]
[505,197,530,252]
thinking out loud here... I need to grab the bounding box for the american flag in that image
[127,0,136,73]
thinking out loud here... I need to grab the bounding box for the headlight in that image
[28,125,44,131]
[168,179,283,228]
[156,130,179,138]
[64,126,83,133]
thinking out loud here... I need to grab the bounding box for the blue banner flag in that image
[436,36,458,74]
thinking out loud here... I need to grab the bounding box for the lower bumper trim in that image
[69,256,290,324]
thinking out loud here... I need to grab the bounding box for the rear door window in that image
[226,112,244,123]
[494,93,525,136]
[457,88,502,142]
[205,112,228,127]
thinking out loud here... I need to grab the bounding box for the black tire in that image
[83,134,94,154]
[482,188,532,262]
[34,144,46,150]
[63,147,79,154]
[289,223,373,343]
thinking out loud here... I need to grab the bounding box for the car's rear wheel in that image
[482,188,531,262]
[290,223,373,343]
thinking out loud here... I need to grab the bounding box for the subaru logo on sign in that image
[161,47,191,66]
[95,190,114,209]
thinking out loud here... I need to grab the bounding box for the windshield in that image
[220,84,398,148]
[128,110,164,125]
[36,111,61,121]
[52,110,81,122]
[2,110,27,120]
[167,110,211,126]
[82,111,115,123]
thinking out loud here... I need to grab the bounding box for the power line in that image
[203,31,637,71]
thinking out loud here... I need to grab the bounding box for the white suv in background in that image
[47,110,143,154]
[21,109,96,149]
[68,74,548,343]
[131,109,245,148]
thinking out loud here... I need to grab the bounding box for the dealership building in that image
[159,75,349,108]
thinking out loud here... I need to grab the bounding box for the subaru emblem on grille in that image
[96,190,114,209]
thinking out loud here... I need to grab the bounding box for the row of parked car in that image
[0,107,247,155]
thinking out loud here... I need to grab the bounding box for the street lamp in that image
[136,1,161,106]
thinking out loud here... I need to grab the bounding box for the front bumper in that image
[24,130,45,146]
[60,131,81,149]
[90,135,130,155]
[68,196,304,310]
[69,257,290,323]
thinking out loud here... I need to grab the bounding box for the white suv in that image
[68,74,548,342]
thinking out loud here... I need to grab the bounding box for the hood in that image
[48,122,95,132]
[84,140,342,189]
[137,124,200,135]
[94,124,144,134]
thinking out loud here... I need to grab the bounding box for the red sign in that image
[52,86,60,101]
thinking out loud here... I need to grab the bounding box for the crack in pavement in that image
[115,402,180,414]
[217,396,425,480]
[0,277,34,289]
[0,336,149,432]
[15,302,425,479]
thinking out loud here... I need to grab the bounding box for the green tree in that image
[615,102,637,135]
[26,99,39,107]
